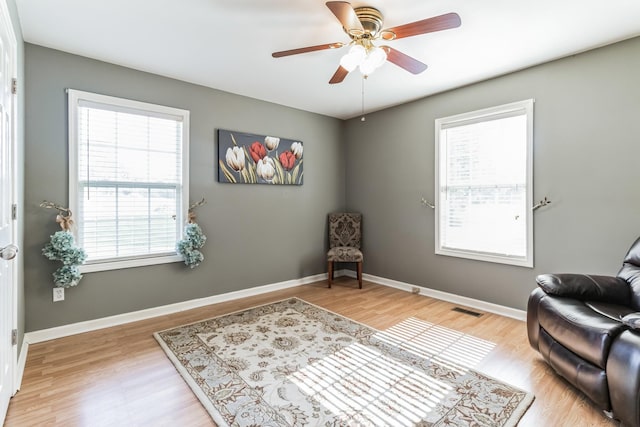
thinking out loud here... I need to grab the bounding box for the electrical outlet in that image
[53,287,65,302]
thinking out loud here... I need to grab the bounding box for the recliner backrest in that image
[617,236,640,310]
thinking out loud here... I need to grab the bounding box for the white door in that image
[0,0,17,423]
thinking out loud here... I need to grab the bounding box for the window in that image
[435,99,533,267]
[68,89,189,272]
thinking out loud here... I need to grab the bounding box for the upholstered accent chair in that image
[327,212,363,289]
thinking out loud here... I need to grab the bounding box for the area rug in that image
[154,298,534,426]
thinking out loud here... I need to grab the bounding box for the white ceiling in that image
[14,0,640,119]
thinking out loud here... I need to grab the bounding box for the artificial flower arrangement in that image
[176,200,207,268]
[40,201,87,288]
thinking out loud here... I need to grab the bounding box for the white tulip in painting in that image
[256,157,276,181]
[225,146,245,172]
[264,136,280,151]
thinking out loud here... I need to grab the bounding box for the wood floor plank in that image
[5,279,616,426]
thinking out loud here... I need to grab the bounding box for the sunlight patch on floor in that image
[377,317,496,373]
[290,317,495,425]
[291,341,450,425]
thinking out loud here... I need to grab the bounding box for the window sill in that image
[79,254,184,273]
[436,248,533,268]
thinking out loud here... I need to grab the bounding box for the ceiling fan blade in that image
[384,12,461,40]
[272,42,344,58]
[329,66,350,84]
[326,1,364,35]
[383,47,428,74]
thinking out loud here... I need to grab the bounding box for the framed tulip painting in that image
[217,129,304,185]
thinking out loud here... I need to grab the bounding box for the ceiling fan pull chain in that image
[361,75,366,122]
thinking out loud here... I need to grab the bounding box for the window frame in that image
[68,89,190,273]
[434,99,534,268]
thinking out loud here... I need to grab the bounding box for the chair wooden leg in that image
[327,261,333,288]
[357,261,362,289]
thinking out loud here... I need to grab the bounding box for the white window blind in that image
[68,90,189,272]
[435,100,533,267]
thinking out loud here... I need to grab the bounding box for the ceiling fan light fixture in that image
[340,44,366,72]
[358,45,387,76]
[369,46,387,66]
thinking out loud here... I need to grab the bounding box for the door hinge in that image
[11,78,16,95]
[11,329,17,346]
[11,204,16,220]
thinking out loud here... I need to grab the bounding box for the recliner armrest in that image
[536,273,630,304]
[621,313,640,330]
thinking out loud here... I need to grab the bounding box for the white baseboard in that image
[24,272,330,345]
[24,269,525,345]
[343,270,526,321]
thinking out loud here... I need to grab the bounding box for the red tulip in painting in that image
[249,141,267,163]
[279,151,296,171]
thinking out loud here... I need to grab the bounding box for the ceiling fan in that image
[272,1,461,84]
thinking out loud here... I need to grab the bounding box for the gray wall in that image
[6,0,25,352]
[24,44,345,331]
[344,36,640,310]
[23,35,640,331]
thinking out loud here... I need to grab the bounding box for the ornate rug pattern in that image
[154,298,534,426]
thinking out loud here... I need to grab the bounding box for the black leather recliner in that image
[528,236,640,426]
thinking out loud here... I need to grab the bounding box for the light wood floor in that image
[5,278,617,426]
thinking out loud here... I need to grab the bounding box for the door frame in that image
[0,0,19,400]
